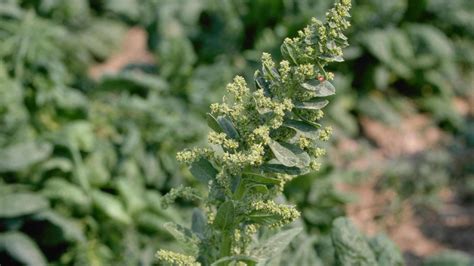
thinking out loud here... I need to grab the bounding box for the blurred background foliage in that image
[0,0,473,265]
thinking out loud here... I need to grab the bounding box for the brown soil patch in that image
[89,27,154,79]
[338,113,473,261]
[360,115,444,157]
[340,179,445,257]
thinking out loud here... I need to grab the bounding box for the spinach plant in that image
[157,0,352,265]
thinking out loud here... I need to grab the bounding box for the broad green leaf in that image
[217,116,240,139]
[268,141,300,167]
[262,62,280,83]
[407,24,454,60]
[300,80,336,97]
[65,122,95,152]
[252,227,302,264]
[85,152,111,187]
[369,234,404,266]
[33,210,85,243]
[319,54,344,62]
[280,235,323,266]
[234,175,276,200]
[269,141,309,168]
[206,113,223,133]
[211,255,258,266]
[423,250,473,266]
[254,70,271,96]
[191,208,207,239]
[0,192,49,218]
[242,173,280,185]
[116,177,146,214]
[281,42,299,65]
[294,99,329,110]
[0,142,52,172]
[92,190,131,224]
[248,184,269,194]
[98,71,168,93]
[164,222,200,255]
[259,163,308,175]
[136,212,169,234]
[279,142,310,168]
[213,201,235,231]
[247,213,281,225]
[361,29,413,79]
[189,158,218,183]
[331,217,377,266]
[0,231,47,266]
[283,119,320,139]
[42,178,90,210]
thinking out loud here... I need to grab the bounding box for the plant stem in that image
[220,230,232,259]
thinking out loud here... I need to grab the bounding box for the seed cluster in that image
[157,0,351,264]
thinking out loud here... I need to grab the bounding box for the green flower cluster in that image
[158,0,351,264]
[156,250,201,266]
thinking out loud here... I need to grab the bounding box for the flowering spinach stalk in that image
[157,0,351,265]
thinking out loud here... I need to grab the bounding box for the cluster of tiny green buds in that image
[319,126,333,141]
[249,200,300,228]
[310,161,322,171]
[156,250,200,266]
[161,185,201,209]
[279,60,291,83]
[208,132,239,149]
[313,147,327,158]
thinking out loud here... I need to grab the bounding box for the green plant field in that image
[0,0,473,265]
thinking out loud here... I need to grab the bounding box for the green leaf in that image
[0,142,52,172]
[319,54,344,62]
[136,212,168,234]
[294,99,329,110]
[0,231,47,266]
[280,235,323,266]
[423,251,473,266]
[259,163,308,175]
[116,177,146,214]
[213,201,235,231]
[217,116,240,139]
[42,178,90,210]
[331,217,377,266]
[262,62,280,83]
[189,158,218,183]
[0,192,49,218]
[92,190,131,224]
[283,119,320,139]
[33,210,85,243]
[242,173,281,185]
[252,227,302,263]
[301,80,336,97]
[164,222,200,255]
[98,71,168,94]
[281,42,299,65]
[254,70,271,96]
[268,141,300,167]
[247,213,281,225]
[248,184,269,194]
[65,121,95,152]
[191,208,207,239]
[282,142,310,168]
[369,234,404,266]
[211,255,258,266]
[234,174,279,200]
[269,141,309,168]
[207,113,223,133]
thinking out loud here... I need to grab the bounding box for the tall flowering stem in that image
[158,0,351,265]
